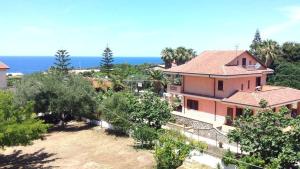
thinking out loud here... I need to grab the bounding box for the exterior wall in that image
[0,70,7,89]
[183,96,238,123]
[228,52,263,69]
[183,76,214,96]
[183,74,265,99]
[215,76,260,98]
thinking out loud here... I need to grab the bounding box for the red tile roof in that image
[165,50,273,76]
[0,61,9,69]
[223,85,300,107]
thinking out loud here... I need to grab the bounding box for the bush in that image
[132,125,158,148]
[154,130,207,169]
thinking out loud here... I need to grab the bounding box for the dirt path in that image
[0,122,155,169]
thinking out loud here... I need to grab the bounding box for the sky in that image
[0,0,300,56]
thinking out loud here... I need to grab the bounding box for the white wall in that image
[0,70,7,89]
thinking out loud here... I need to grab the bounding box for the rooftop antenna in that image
[235,44,239,57]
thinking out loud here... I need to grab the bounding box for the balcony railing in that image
[167,84,182,93]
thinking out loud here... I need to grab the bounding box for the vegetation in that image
[100,46,114,75]
[161,47,175,68]
[249,30,300,89]
[53,49,71,73]
[249,29,262,57]
[225,101,300,168]
[15,72,97,128]
[0,91,49,147]
[160,47,196,68]
[155,130,207,169]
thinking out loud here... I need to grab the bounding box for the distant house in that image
[0,61,9,89]
[164,50,300,127]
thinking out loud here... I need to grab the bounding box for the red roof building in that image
[164,50,300,126]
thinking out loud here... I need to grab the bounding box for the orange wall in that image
[184,96,236,117]
[184,76,214,97]
[215,76,260,98]
[183,75,265,98]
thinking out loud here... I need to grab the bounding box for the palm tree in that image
[174,47,196,65]
[149,70,167,95]
[257,40,280,68]
[161,48,174,69]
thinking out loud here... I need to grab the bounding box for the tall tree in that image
[249,29,262,56]
[256,40,280,68]
[100,46,114,75]
[161,47,174,68]
[174,47,196,65]
[53,49,71,73]
[0,91,49,147]
[149,70,167,95]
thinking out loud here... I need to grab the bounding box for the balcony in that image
[167,84,182,93]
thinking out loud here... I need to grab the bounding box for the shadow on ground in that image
[0,148,58,169]
[48,121,95,133]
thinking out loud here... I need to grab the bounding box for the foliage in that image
[149,70,167,95]
[100,92,138,133]
[174,47,196,65]
[161,47,175,68]
[281,42,300,62]
[132,124,158,148]
[0,91,49,147]
[227,101,300,168]
[15,72,97,127]
[100,47,114,75]
[249,29,262,57]
[255,40,281,68]
[268,61,300,89]
[155,130,207,169]
[133,92,171,129]
[53,49,71,73]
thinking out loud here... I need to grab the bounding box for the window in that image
[236,108,243,117]
[256,77,261,87]
[241,84,244,90]
[242,58,247,66]
[187,99,198,110]
[218,80,223,91]
[248,80,250,89]
[249,60,252,65]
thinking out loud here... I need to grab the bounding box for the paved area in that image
[0,122,155,169]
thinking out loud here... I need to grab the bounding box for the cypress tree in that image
[53,49,71,73]
[100,46,114,75]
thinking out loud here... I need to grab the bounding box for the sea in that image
[0,56,162,74]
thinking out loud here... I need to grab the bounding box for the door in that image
[226,107,234,125]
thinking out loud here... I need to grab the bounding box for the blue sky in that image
[0,0,300,56]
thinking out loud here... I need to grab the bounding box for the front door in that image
[226,107,234,125]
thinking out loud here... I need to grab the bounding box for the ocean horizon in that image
[0,56,162,74]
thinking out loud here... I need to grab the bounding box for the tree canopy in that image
[15,72,97,127]
[226,104,300,168]
[0,91,49,147]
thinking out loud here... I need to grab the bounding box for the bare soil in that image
[0,121,155,169]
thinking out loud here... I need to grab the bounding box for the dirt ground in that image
[0,121,155,169]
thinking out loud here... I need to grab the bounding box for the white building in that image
[0,61,9,89]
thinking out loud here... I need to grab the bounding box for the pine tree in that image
[53,49,71,73]
[100,47,114,75]
[249,29,262,56]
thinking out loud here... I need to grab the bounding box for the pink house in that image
[164,50,300,126]
[0,61,9,89]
